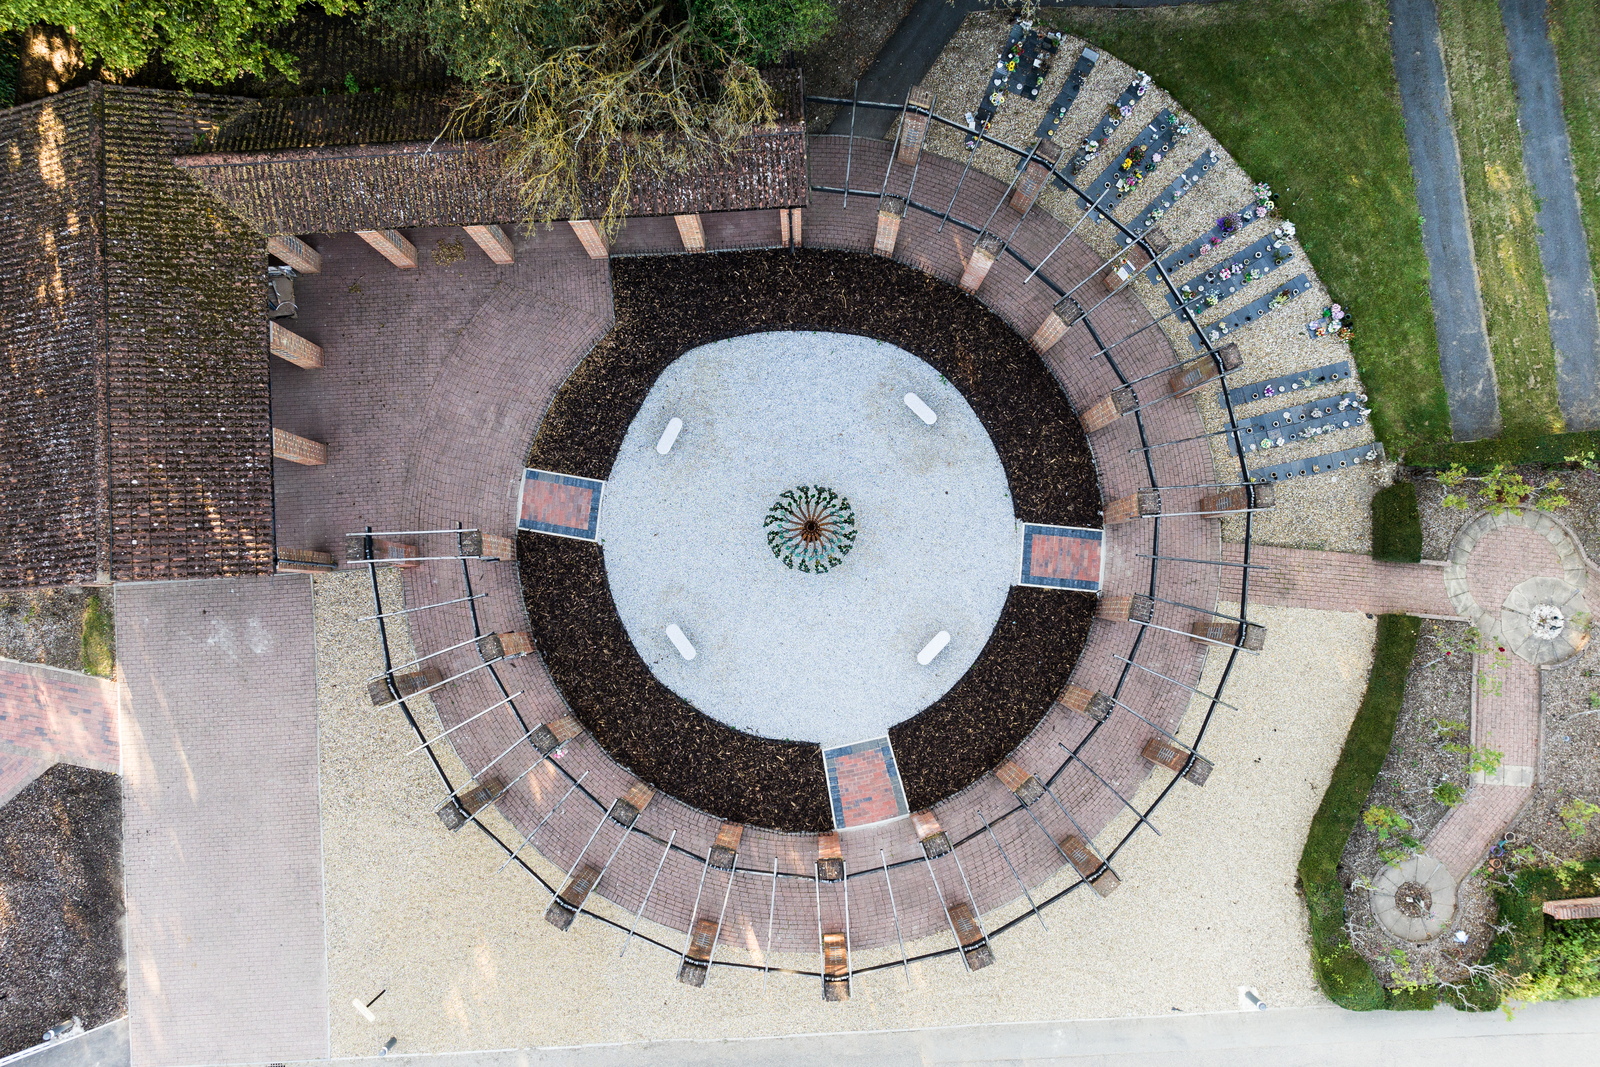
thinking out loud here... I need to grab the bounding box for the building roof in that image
[173,71,808,234]
[0,84,275,586]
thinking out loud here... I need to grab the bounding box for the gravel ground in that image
[0,590,95,672]
[600,332,1016,745]
[1339,620,1492,989]
[0,765,125,1058]
[914,14,1387,554]
[315,588,1371,1051]
[1508,635,1600,866]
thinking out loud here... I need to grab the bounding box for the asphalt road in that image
[1389,0,1503,441]
[1499,0,1600,431]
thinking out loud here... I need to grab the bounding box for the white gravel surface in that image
[600,332,1017,745]
[315,577,1374,1051]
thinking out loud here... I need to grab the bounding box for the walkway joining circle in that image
[600,332,1017,745]
[1443,508,1590,664]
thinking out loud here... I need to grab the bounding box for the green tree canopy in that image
[366,0,833,230]
[0,0,352,84]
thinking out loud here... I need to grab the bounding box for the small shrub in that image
[1371,481,1422,562]
[1561,799,1600,839]
[1433,781,1466,807]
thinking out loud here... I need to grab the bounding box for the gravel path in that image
[1389,0,1502,441]
[315,581,1367,1051]
[1499,0,1600,430]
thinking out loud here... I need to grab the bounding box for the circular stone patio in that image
[600,332,1017,744]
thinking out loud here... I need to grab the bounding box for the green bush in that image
[1406,429,1600,470]
[1298,614,1421,1010]
[1371,482,1422,563]
[1485,861,1600,1003]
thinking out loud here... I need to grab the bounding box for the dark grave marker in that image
[1076,110,1189,215]
[1150,202,1281,281]
[1126,149,1217,236]
[1038,47,1099,140]
[1067,72,1152,175]
[967,23,1059,149]
[1228,391,1370,455]
[1189,273,1309,350]
[1226,361,1352,407]
[1249,442,1386,483]
[1166,232,1298,315]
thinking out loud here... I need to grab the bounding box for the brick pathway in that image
[377,139,1229,957]
[1425,654,1542,881]
[0,658,119,806]
[1217,544,1458,617]
[117,576,328,1067]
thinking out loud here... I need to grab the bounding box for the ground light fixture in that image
[904,392,938,424]
[918,630,952,665]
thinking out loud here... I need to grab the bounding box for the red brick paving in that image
[1463,525,1565,616]
[1030,532,1101,584]
[1218,543,1458,617]
[0,752,48,807]
[0,658,119,773]
[521,475,596,531]
[830,746,906,828]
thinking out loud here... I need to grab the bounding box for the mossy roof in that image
[0,84,275,586]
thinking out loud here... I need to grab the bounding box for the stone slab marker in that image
[354,228,419,269]
[960,234,1004,294]
[267,234,321,273]
[1078,387,1136,433]
[897,87,934,166]
[674,213,706,252]
[463,224,515,264]
[780,208,792,247]
[272,427,327,465]
[875,197,906,257]
[1061,684,1113,722]
[568,219,609,259]
[1095,593,1153,624]
[1009,140,1062,213]
[275,548,336,574]
[268,321,323,369]
[1059,834,1120,896]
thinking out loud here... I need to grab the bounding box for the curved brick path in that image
[380,136,1237,966]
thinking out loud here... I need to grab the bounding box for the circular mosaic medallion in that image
[764,485,856,572]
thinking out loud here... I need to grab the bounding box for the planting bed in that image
[1339,620,1489,987]
[520,250,1099,831]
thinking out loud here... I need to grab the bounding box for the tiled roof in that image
[0,85,275,586]
[174,70,809,233]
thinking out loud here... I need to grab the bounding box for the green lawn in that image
[1043,0,1450,452]
[1550,0,1600,300]
[1435,0,1564,437]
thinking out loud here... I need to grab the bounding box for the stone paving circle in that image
[599,332,1017,745]
[1370,850,1456,942]
[1443,508,1588,653]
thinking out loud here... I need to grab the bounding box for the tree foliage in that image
[0,0,351,83]
[367,0,833,231]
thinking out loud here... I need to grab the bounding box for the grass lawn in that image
[1042,0,1450,452]
[1549,0,1600,298]
[1435,0,1564,437]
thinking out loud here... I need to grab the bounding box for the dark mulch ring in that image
[521,249,1100,832]
[0,765,124,1057]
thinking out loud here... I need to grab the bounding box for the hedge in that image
[1299,614,1420,1009]
[1371,481,1422,563]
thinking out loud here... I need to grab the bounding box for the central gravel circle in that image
[600,331,1016,745]
[1395,881,1433,919]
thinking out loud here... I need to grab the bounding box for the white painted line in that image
[904,392,937,425]
[656,417,683,454]
[665,624,697,660]
[917,630,950,665]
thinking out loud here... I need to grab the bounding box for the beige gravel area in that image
[915,14,1387,553]
[314,567,1373,1051]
